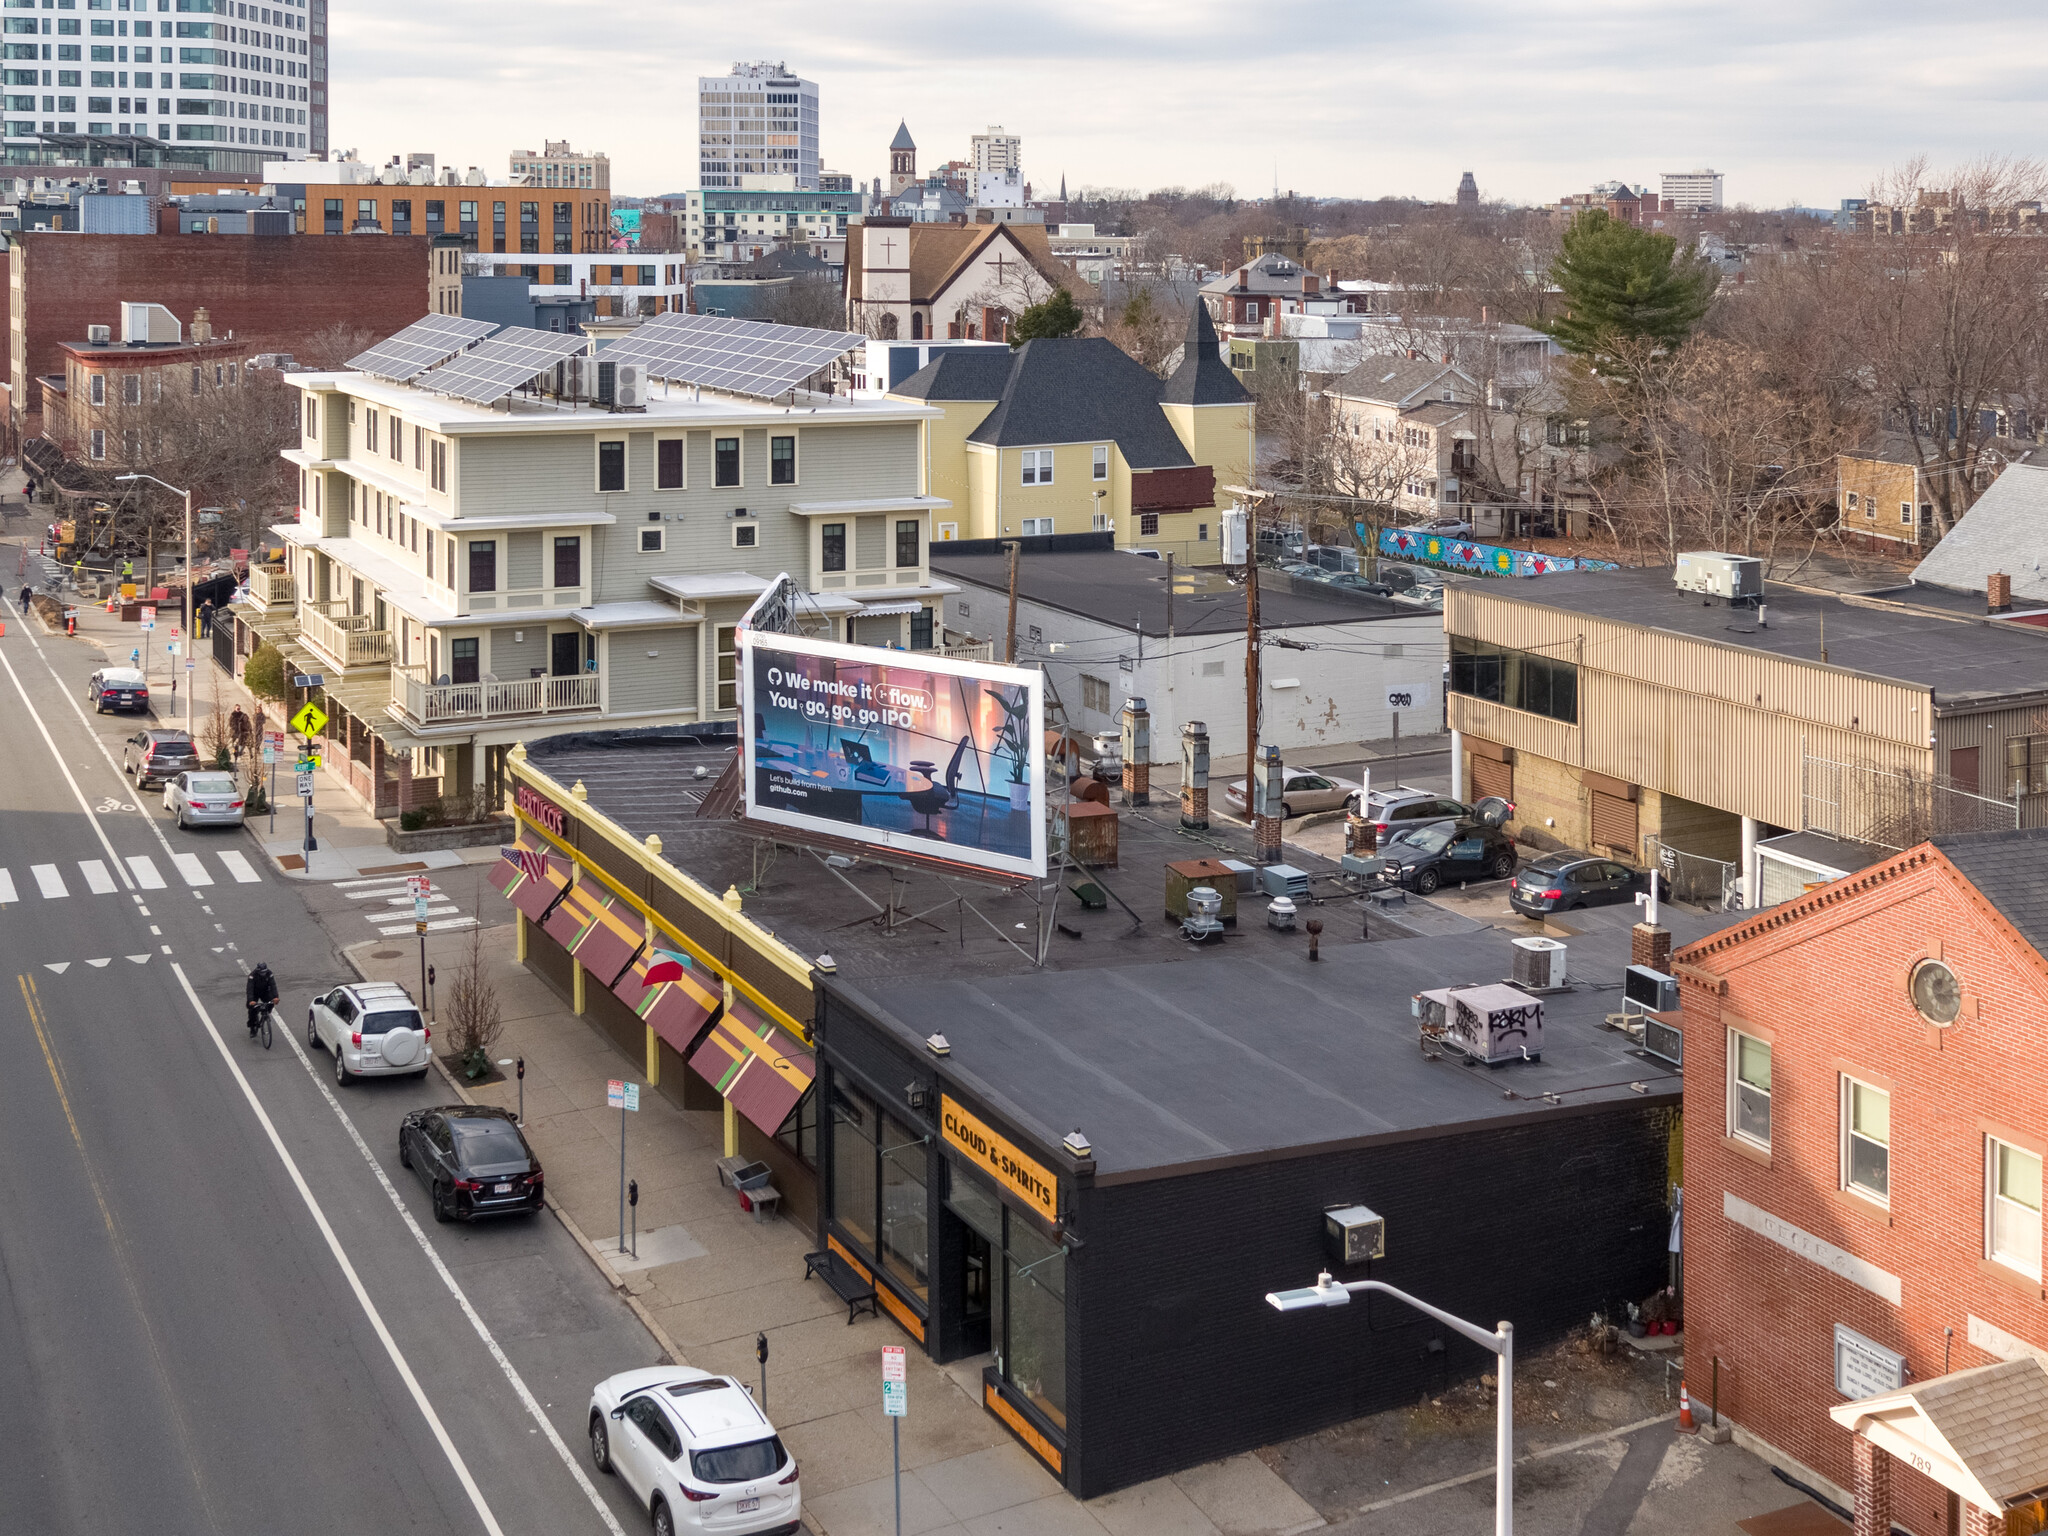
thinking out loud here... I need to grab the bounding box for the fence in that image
[1801,751,2018,852]
[1645,836,1741,911]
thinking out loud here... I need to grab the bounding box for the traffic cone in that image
[1678,1380,1696,1432]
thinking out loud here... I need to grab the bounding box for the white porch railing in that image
[300,603,393,669]
[248,565,296,610]
[392,663,600,725]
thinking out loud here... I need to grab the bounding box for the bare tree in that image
[1100,282,1189,374]
[444,919,504,1077]
[752,276,851,331]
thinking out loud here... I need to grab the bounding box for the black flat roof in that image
[1468,564,2048,707]
[931,546,1418,636]
[835,911,1739,1180]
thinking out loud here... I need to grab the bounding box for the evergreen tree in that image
[1009,287,1085,346]
[1541,210,1719,374]
[242,641,287,703]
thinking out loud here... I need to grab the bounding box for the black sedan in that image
[399,1105,545,1222]
[1369,818,1519,895]
[1509,851,1650,916]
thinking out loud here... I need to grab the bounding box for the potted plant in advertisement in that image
[986,687,1032,810]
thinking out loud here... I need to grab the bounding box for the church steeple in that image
[888,121,917,198]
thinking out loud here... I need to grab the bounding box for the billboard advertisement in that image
[740,631,1046,879]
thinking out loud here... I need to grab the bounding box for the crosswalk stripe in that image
[345,884,414,900]
[126,856,165,889]
[217,851,261,884]
[171,853,213,887]
[377,917,477,935]
[31,864,67,899]
[366,905,458,923]
[0,869,14,904]
[78,859,116,894]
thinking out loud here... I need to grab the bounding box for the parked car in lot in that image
[306,979,432,1085]
[163,770,244,829]
[590,1367,803,1536]
[1278,561,1330,582]
[1369,817,1520,895]
[1223,768,1364,818]
[86,666,149,714]
[122,729,200,788]
[1324,572,1394,596]
[1509,851,1651,916]
[398,1105,543,1222]
[1357,786,1508,846]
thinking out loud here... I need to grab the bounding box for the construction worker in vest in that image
[121,557,133,581]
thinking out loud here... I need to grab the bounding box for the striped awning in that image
[688,997,816,1138]
[491,834,570,924]
[613,945,722,1055]
[540,874,647,988]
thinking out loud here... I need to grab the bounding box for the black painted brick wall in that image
[1061,1100,1677,1498]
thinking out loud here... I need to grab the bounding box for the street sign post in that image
[295,771,313,796]
[408,877,434,1005]
[290,700,328,737]
[882,1344,907,1536]
[607,1079,640,1252]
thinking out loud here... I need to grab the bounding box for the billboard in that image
[740,631,1046,879]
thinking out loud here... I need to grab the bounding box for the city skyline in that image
[320,0,2048,205]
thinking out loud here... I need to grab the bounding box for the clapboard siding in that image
[608,627,697,714]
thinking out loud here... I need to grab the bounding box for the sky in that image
[327,1,2048,208]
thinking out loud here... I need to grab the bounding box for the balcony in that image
[247,564,296,612]
[391,663,601,727]
[299,600,394,671]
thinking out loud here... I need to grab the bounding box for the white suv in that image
[589,1368,802,1536]
[307,981,432,1086]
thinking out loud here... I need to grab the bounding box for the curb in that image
[338,939,691,1370]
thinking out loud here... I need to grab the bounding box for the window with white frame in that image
[1021,449,1053,486]
[1842,1078,1889,1202]
[1138,512,1159,535]
[1900,501,1913,526]
[1079,674,1110,713]
[639,513,664,553]
[89,428,105,459]
[122,372,140,405]
[1021,517,1053,536]
[1091,445,1107,481]
[732,521,758,548]
[90,373,105,405]
[1846,492,1859,509]
[1729,1031,1771,1148]
[1990,1138,2042,1278]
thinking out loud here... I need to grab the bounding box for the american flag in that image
[507,847,551,884]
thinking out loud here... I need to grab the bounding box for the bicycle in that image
[248,1002,275,1050]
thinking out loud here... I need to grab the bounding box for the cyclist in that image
[245,962,279,1037]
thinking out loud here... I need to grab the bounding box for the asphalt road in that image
[0,560,664,1536]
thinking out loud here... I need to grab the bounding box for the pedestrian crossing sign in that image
[290,701,328,737]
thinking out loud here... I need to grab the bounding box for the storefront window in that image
[830,1085,877,1249]
[879,1112,929,1300]
[775,1086,816,1167]
[1004,1218,1066,1428]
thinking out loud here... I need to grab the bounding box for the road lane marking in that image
[0,869,14,904]
[43,962,68,973]
[0,644,135,891]
[31,863,67,898]
[167,963,513,1536]
[85,958,109,968]
[218,851,260,883]
[171,853,213,887]
[366,906,459,922]
[78,859,116,894]
[127,856,166,889]
[377,918,478,936]
[126,954,150,964]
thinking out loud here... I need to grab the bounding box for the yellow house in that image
[892,305,1252,561]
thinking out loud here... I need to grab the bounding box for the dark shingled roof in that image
[1159,299,1249,407]
[889,347,1015,404]
[1934,828,2048,959]
[964,337,1195,469]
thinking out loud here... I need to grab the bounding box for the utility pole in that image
[1165,551,1175,640]
[1004,539,1021,664]
[1244,496,1261,805]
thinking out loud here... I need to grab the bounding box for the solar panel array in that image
[345,314,497,382]
[416,327,593,405]
[601,312,864,400]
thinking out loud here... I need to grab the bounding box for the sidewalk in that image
[349,920,1329,1536]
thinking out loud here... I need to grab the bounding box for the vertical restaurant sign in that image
[941,1096,1057,1223]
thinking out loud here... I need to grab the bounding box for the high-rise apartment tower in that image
[697,61,818,190]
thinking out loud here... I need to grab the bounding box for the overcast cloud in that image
[330,1,2048,207]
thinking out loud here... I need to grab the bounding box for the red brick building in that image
[3,232,437,447]
[1675,829,2048,1535]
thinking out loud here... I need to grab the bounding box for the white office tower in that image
[697,61,819,191]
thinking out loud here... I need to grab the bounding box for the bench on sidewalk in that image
[803,1248,879,1324]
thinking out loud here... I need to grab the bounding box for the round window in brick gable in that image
[1911,958,1962,1025]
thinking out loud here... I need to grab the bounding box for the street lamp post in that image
[116,473,192,737]
[1267,1273,1515,1535]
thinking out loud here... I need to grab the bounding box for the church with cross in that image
[846,215,1071,343]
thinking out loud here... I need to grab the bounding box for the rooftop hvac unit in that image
[1642,1017,1683,1066]
[1258,863,1309,900]
[1179,886,1225,943]
[87,324,111,344]
[560,352,595,400]
[1511,936,1567,990]
[120,301,181,345]
[1446,983,1544,1065]
[612,362,648,410]
[1674,551,1761,602]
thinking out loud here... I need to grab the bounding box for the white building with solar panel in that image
[230,312,957,816]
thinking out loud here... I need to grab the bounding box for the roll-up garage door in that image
[1471,754,1513,803]
[1591,790,1639,858]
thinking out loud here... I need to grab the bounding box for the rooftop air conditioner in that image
[1511,936,1567,990]
[612,361,648,410]
[561,353,595,401]
[1674,551,1761,602]
[87,324,111,344]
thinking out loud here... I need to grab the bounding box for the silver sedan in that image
[1223,769,1364,818]
[164,770,246,829]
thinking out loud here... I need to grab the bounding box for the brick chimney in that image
[1989,571,2012,613]
[1441,351,1453,365]
[190,306,212,343]
[1406,348,1417,361]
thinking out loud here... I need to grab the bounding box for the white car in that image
[163,769,245,828]
[306,980,432,1086]
[590,1368,802,1536]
